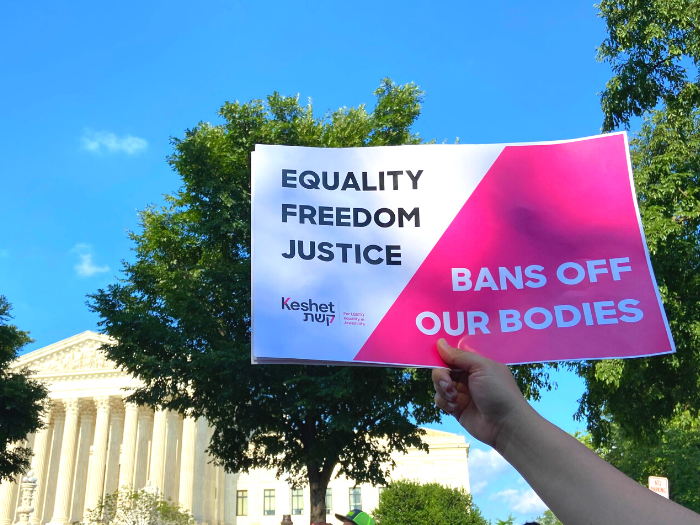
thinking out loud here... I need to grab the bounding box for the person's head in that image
[334,509,376,525]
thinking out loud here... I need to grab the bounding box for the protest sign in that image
[251,132,675,367]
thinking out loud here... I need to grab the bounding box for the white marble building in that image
[0,332,470,525]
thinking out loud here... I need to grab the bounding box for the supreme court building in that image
[0,332,471,525]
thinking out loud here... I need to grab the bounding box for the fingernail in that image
[439,380,449,390]
[437,338,448,349]
[446,402,456,412]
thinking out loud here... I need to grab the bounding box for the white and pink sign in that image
[251,133,675,367]
[648,476,669,498]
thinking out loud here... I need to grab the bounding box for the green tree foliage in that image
[492,515,515,525]
[373,480,487,525]
[82,487,194,525]
[577,1,700,447]
[88,79,434,525]
[577,105,700,445]
[88,79,555,524]
[578,413,700,513]
[0,296,49,481]
[597,0,700,131]
[535,509,563,525]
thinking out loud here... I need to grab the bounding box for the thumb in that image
[437,338,484,371]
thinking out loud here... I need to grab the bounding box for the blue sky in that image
[1,1,612,522]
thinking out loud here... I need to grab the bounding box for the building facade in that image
[1,332,470,525]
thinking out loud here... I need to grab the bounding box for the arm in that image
[432,339,700,525]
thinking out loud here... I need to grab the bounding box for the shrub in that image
[373,479,488,525]
[81,486,194,525]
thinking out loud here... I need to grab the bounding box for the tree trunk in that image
[308,465,333,524]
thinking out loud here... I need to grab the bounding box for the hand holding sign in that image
[432,338,530,448]
[432,340,698,525]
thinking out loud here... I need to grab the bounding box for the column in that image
[191,418,207,524]
[49,398,80,525]
[223,473,237,525]
[83,396,111,518]
[178,417,197,513]
[70,405,95,522]
[203,424,216,525]
[148,409,167,491]
[103,400,124,498]
[29,411,53,525]
[0,467,20,525]
[203,460,213,525]
[41,406,64,524]
[217,467,226,525]
[118,402,139,490]
[162,411,179,501]
[132,408,153,490]
[173,416,183,504]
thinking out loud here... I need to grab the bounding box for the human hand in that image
[432,338,533,449]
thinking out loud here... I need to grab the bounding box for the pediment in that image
[13,331,122,377]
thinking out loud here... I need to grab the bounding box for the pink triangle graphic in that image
[354,134,672,366]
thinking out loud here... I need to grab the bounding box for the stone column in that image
[178,417,197,513]
[162,411,179,501]
[191,418,207,524]
[49,398,81,525]
[223,473,237,525]
[103,400,124,497]
[203,460,212,525]
[132,408,153,490]
[203,425,217,525]
[173,416,183,504]
[0,470,20,525]
[70,405,95,522]
[216,467,226,525]
[83,396,111,517]
[41,407,64,525]
[28,412,53,525]
[118,402,139,490]
[148,409,167,491]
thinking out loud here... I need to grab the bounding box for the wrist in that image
[492,401,541,457]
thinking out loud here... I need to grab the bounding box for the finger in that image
[437,338,487,372]
[449,370,470,394]
[434,392,458,415]
[432,367,452,385]
[432,368,457,401]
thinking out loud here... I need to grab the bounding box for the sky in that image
[0,1,612,522]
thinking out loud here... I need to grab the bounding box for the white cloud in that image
[492,487,547,514]
[470,448,510,476]
[468,447,512,498]
[470,481,488,495]
[72,244,109,277]
[81,130,147,154]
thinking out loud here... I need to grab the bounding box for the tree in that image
[88,80,435,525]
[0,296,49,481]
[577,1,700,447]
[578,413,700,513]
[493,515,516,525]
[597,0,700,132]
[89,79,555,524]
[372,479,488,525]
[535,509,562,525]
[82,487,194,525]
